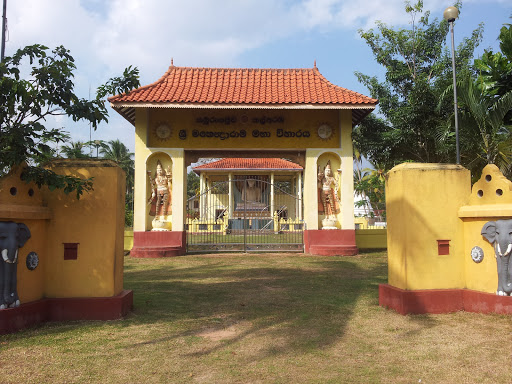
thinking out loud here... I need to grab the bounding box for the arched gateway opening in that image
[187,157,304,252]
[108,65,377,256]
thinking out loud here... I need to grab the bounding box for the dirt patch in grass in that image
[197,320,253,341]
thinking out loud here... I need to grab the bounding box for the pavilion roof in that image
[109,65,377,126]
[193,158,303,173]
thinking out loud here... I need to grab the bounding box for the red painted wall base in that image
[130,231,185,257]
[0,290,133,334]
[379,284,512,315]
[304,229,358,256]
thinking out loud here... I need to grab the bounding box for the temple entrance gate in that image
[186,176,304,252]
[109,65,377,257]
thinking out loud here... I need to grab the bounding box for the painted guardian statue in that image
[317,160,340,218]
[482,219,512,296]
[0,221,31,309]
[148,160,172,218]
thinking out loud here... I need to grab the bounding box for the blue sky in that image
[4,0,511,153]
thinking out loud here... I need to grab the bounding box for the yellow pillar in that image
[199,173,205,219]
[206,176,212,220]
[339,110,355,230]
[386,163,470,290]
[298,172,303,220]
[304,149,319,230]
[228,172,233,218]
[171,148,186,232]
[133,109,150,231]
[271,172,275,216]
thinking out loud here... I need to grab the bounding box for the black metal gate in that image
[186,176,304,252]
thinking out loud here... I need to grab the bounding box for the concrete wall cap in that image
[389,163,467,172]
[45,159,120,168]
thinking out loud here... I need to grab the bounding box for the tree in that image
[100,139,135,227]
[187,171,200,198]
[434,19,512,179]
[354,161,387,220]
[100,139,134,185]
[0,44,140,198]
[441,78,512,178]
[474,20,512,123]
[353,1,483,169]
[61,141,90,159]
[353,148,372,217]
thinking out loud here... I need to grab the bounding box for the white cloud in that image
[6,0,495,85]
[3,0,508,151]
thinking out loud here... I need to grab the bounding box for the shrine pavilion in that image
[109,64,377,256]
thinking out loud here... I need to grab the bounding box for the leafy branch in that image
[0,44,140,197]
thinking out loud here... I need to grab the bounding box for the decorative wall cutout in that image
[469,164,512,206]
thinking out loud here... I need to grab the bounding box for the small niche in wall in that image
[63,243,79,260]
[437,239,450,255]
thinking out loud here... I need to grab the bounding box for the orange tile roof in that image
[109,65,376,106]
[193,158,303,172]
[109,65,377,126]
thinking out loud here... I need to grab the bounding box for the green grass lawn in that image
[1,252,511,383]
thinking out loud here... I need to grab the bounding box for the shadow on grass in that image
[3,253,397,362]
[118,254,388,359]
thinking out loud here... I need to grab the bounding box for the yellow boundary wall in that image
[355,228,387,250]
[0,160,126,302]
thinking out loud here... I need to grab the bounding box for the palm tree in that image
[100,139,134,190]
[61,141,90,159]
[353,147,371,217]
[100,139,135,227]
[100,140,134,172]
[353,144,387,219]
[446,79,512,178]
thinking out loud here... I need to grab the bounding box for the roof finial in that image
[171,58,174,66]
[314,60,317,68]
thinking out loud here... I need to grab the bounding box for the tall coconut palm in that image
[100,139,135,227]
[100,139,135,190]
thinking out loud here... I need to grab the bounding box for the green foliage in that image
[20,165,94,199]
[187,171,200,198]
[354,1,483,169]
[474,21,512,124]
[96,65,140,100]
[353,160,387,218]
[440,78,512,178]
[100,139,135,226]
[100,140,134,180]
[210,181,229,194]
[432,18,512,179]
[61,141,91,159]
[125,201,134,227]
[0,44,140,198]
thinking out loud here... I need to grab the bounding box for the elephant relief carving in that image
[482,220,512,296]
[0,221,31,309]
